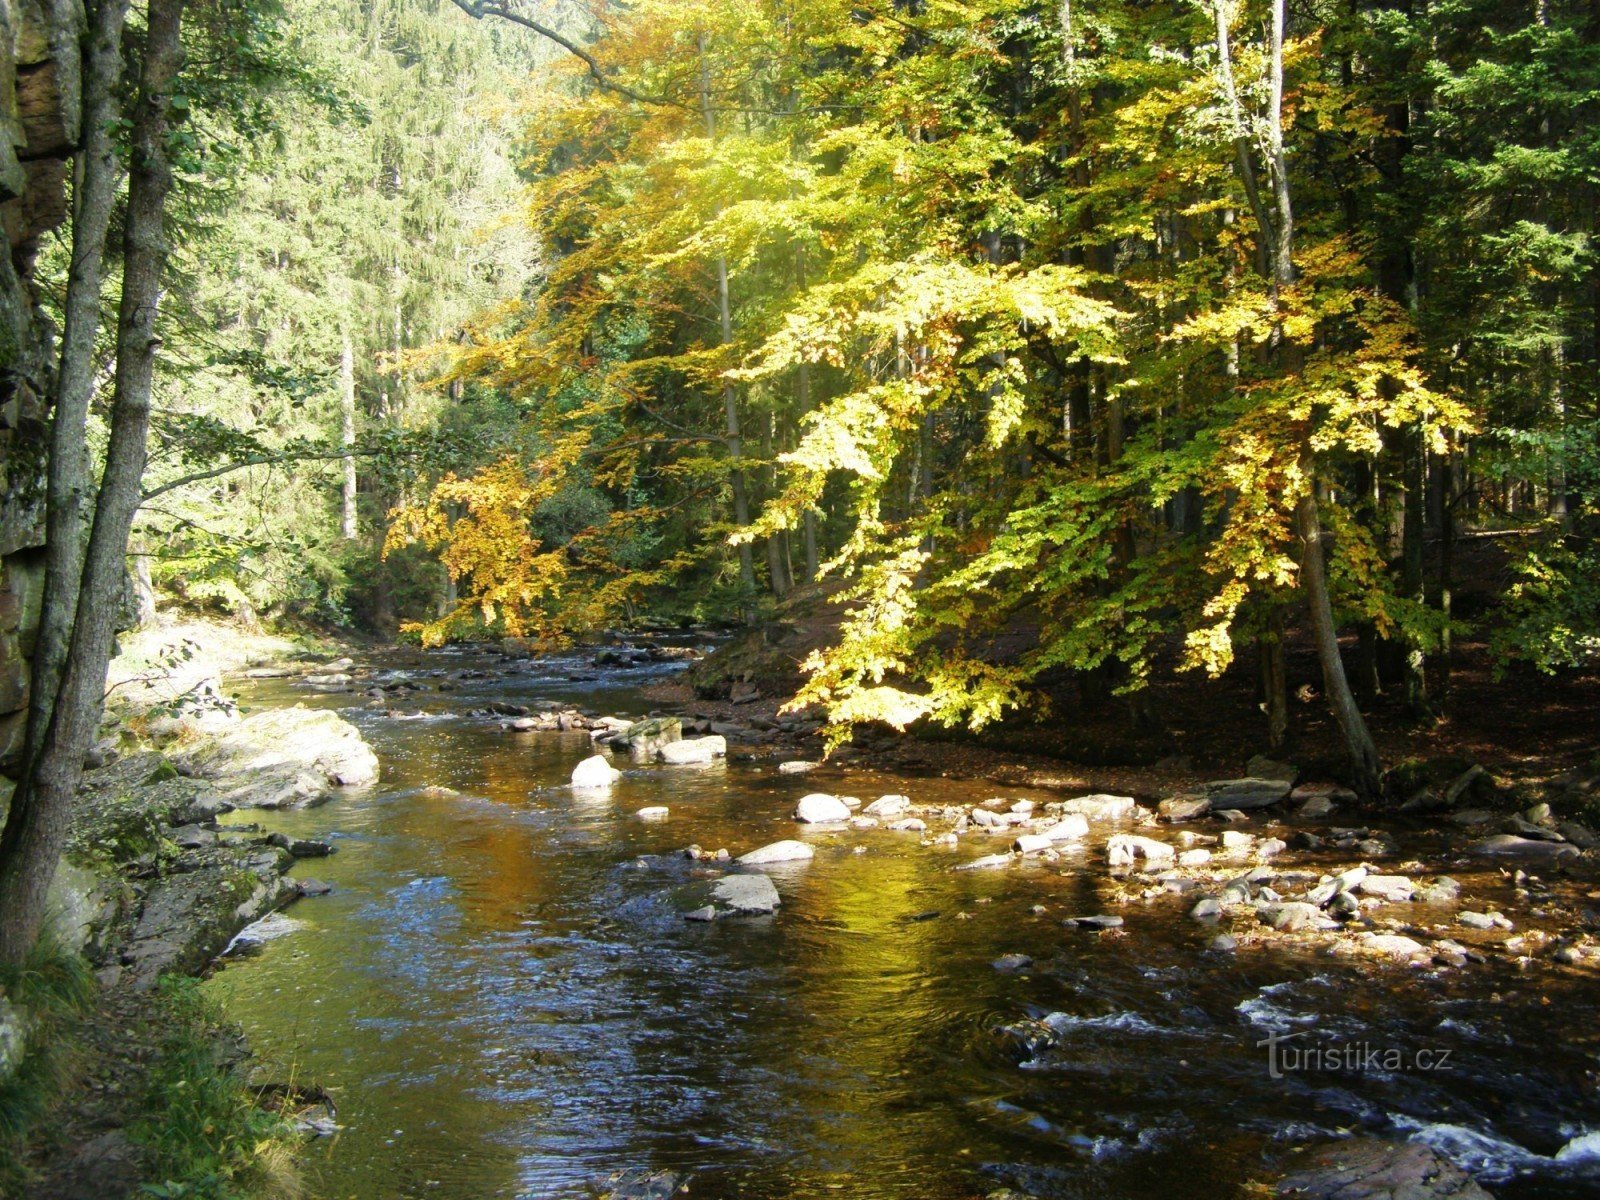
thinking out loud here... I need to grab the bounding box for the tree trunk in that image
[1399,431,1429,717]
[340,326,357,540]
[21,0,131,770]
[1297,486,1383,798]
[0,0,187,966]
[697,32,755,619]
[1259,613,1288,749]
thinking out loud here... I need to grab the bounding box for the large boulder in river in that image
[794,793,851,823]
[679,872,782,919]
[1203,777,1291,810]
[173,706,378,809]
[1276,1139,1492,1200]
[572,754,621,789]
[658,735,725,765]
[738,839,815,866]
[619,716,681,760]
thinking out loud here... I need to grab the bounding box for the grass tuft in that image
[132,975,302,1200]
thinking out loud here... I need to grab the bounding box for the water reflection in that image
[206,652,1600,1200]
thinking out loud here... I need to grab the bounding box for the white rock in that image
[658,736,726,765]
[710,873,781,914]
[864,794,911,817]
[794,793,852,823]
[1179,848,1213,867]
[737,839,815,866]
[571,755,621,788]
[1060,793,1139,821]
[1106,834,1175,866]
[778,760,818,775]
[636,806,670,820]
[1038,814,1090,842]
[1013,833,1054,855]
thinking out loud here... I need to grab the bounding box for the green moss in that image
[64,791,165,870]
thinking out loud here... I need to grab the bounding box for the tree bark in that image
[0,0,187,966]
[21,0,131,770]
[341,326,357,539]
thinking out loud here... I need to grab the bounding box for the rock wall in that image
[0,0,84,771]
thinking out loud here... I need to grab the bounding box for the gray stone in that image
[1457,910,1496,930]
[737,839,815,866]
[888,818,927,832]
[658,735,726,765]
[709,872,781,915]
[1059,793,1139,821]
[174,706,379,808]
[864,794,911,817]
[1159,795,1212,822]
[1414,876,1461,904]
[636,806,670,820]
[1276,1139,1492,1200]
[777,760,818,774]
[1467,834,1579,861]
[1358,874,1414,903]
[1360,933,1428,961]
[993,952,1033,970]
[1012,833,1055,855]
[1107,834,1175,866]
[1190,897,1223,920]
[1209,934,1238,952]
[1204,777,1292,809]
[1260,902,1335,932]
[620,716,681,759]
[794,793,851,823]
[682,905,717,922]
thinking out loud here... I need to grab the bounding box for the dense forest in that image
[0,0,1598,1197]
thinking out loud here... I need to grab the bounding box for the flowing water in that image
[208,648,1600,1200]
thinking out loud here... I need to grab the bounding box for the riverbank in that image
[3,623,370,1199]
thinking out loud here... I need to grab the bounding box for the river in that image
[207,647,1600,1200]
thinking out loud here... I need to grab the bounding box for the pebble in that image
[993,953,1033,971]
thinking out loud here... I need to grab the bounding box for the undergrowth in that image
[0,934,94,1191]
[133,975,301,1200]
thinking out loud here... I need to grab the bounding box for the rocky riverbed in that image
[125,638,1598,1200]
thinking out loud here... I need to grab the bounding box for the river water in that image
[209,648,1600,1200]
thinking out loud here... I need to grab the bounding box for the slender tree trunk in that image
[1399,431,1430,716]
[0,0,187,966]
[340,327,357,540]
[1259,611,1288,749]
[1297,486,1383,796]
[697,32,755,619]
[21,0,131,769]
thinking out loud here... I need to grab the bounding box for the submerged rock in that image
[1467,834,1578,861]
[589,1167,689,1200]
[708,873,781,915]
[1276,1139,1491,1200]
